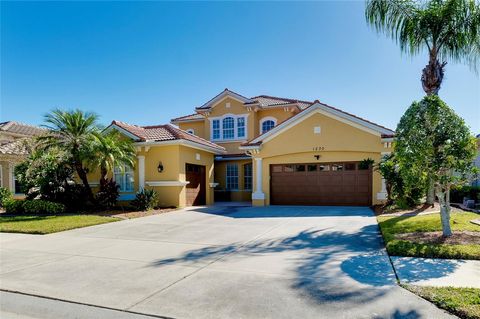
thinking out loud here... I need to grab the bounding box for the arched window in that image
[222,117,235,139]
[261,120,275,133]
[186,129,195,135]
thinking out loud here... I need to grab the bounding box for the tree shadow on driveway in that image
[149,223,461,307]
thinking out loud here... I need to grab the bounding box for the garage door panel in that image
[270,162,372,206]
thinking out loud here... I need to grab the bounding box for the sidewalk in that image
[391,256,480,288]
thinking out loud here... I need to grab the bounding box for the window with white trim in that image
[186,129,195,135]
[237,117,245,138]
[212,120,220,140]
[261,120,275,133]
[114,165,134,192]
[226,163,238,190]
[211,114,248,141]
[223,117,235,139]
[243,163,252,190]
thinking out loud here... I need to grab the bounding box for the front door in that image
[185,164,206,206]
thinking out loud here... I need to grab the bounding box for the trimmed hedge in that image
[4,199,66,215]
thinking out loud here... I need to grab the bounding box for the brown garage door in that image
[186,164,206,206]
[270,162,371,206]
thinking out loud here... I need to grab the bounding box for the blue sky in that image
[1,1,479,133]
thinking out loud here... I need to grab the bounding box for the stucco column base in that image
[252,199,266,206]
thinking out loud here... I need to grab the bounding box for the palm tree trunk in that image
[99,166,108,185]
[75,163,95,204]
[421,50,447,95]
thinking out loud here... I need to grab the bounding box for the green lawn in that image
[377,212,480,260]
[0,215,120,234]
[403,285,480,319]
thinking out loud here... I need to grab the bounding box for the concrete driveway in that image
[0,206,454,319]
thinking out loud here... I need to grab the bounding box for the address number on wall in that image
[312,146,325,151]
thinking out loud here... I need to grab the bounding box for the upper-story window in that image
[211,114,248,141]
[222,117,235,139]
[260,117,277,134]
[186,129,195,135]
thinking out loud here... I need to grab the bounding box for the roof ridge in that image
[112,120,143,129]
[314,100,394,132]
[251,94,313,105]
[0,121,44,131]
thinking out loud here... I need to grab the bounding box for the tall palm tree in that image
[366,0,480,95]
[39,109,100,203]
[92,131,136,185]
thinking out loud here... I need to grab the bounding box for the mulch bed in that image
[396,231,480,245]
[373,202,460,217]
[94,208,177,219]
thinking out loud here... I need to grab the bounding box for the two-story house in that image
[106,88,394,207]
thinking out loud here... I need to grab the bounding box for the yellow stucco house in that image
[106,88,394,207]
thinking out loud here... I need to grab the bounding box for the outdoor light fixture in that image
[157,162,164,173]
[314,155,321,160]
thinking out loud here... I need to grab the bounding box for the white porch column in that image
[8,163,14,193]
[377,152,390,200]
[252,157,265,200]
[137,155,145,190]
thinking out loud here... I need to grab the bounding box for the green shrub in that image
[131,188,158,211]
[22,200,66,215]
[4,199,24,214]
[95,178,119,209]
[4,199,66,215]
[0,187,13,207]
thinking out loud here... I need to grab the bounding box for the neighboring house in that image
[0,121,45,196]
[169,88,394,207]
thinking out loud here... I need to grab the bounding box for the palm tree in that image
[365,0,480,95]
[39,109,100,203]
[92,131,136,185]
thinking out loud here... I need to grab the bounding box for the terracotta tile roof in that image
[111,121,224,152]
[172,90,393,134]
[0,138,31,156]
[248,95,313,110]
[241,101,395,147]
[0,121,45,137]
[171,113,204,123]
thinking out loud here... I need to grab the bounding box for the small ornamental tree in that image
[395,95,476,236]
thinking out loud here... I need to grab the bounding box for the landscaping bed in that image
[0,215,120,234]
[403,285,480,319]
[377,211,480,260]
[94,207,177,219]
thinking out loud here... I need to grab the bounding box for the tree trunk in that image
[436,186,453,237]
[99,166,108,186]
[75,163,95,204]
[421,50,446,95]
[426,176,435,206]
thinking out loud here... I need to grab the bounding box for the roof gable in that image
[241,102,394,148]
[196,89,254,111]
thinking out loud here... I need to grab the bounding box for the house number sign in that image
[312,146,325,151]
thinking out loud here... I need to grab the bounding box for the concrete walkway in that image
[391,257,480,288]
[0,206,455,318]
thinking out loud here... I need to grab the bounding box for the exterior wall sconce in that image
[157,162,164,173]
[314,155,321,160]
